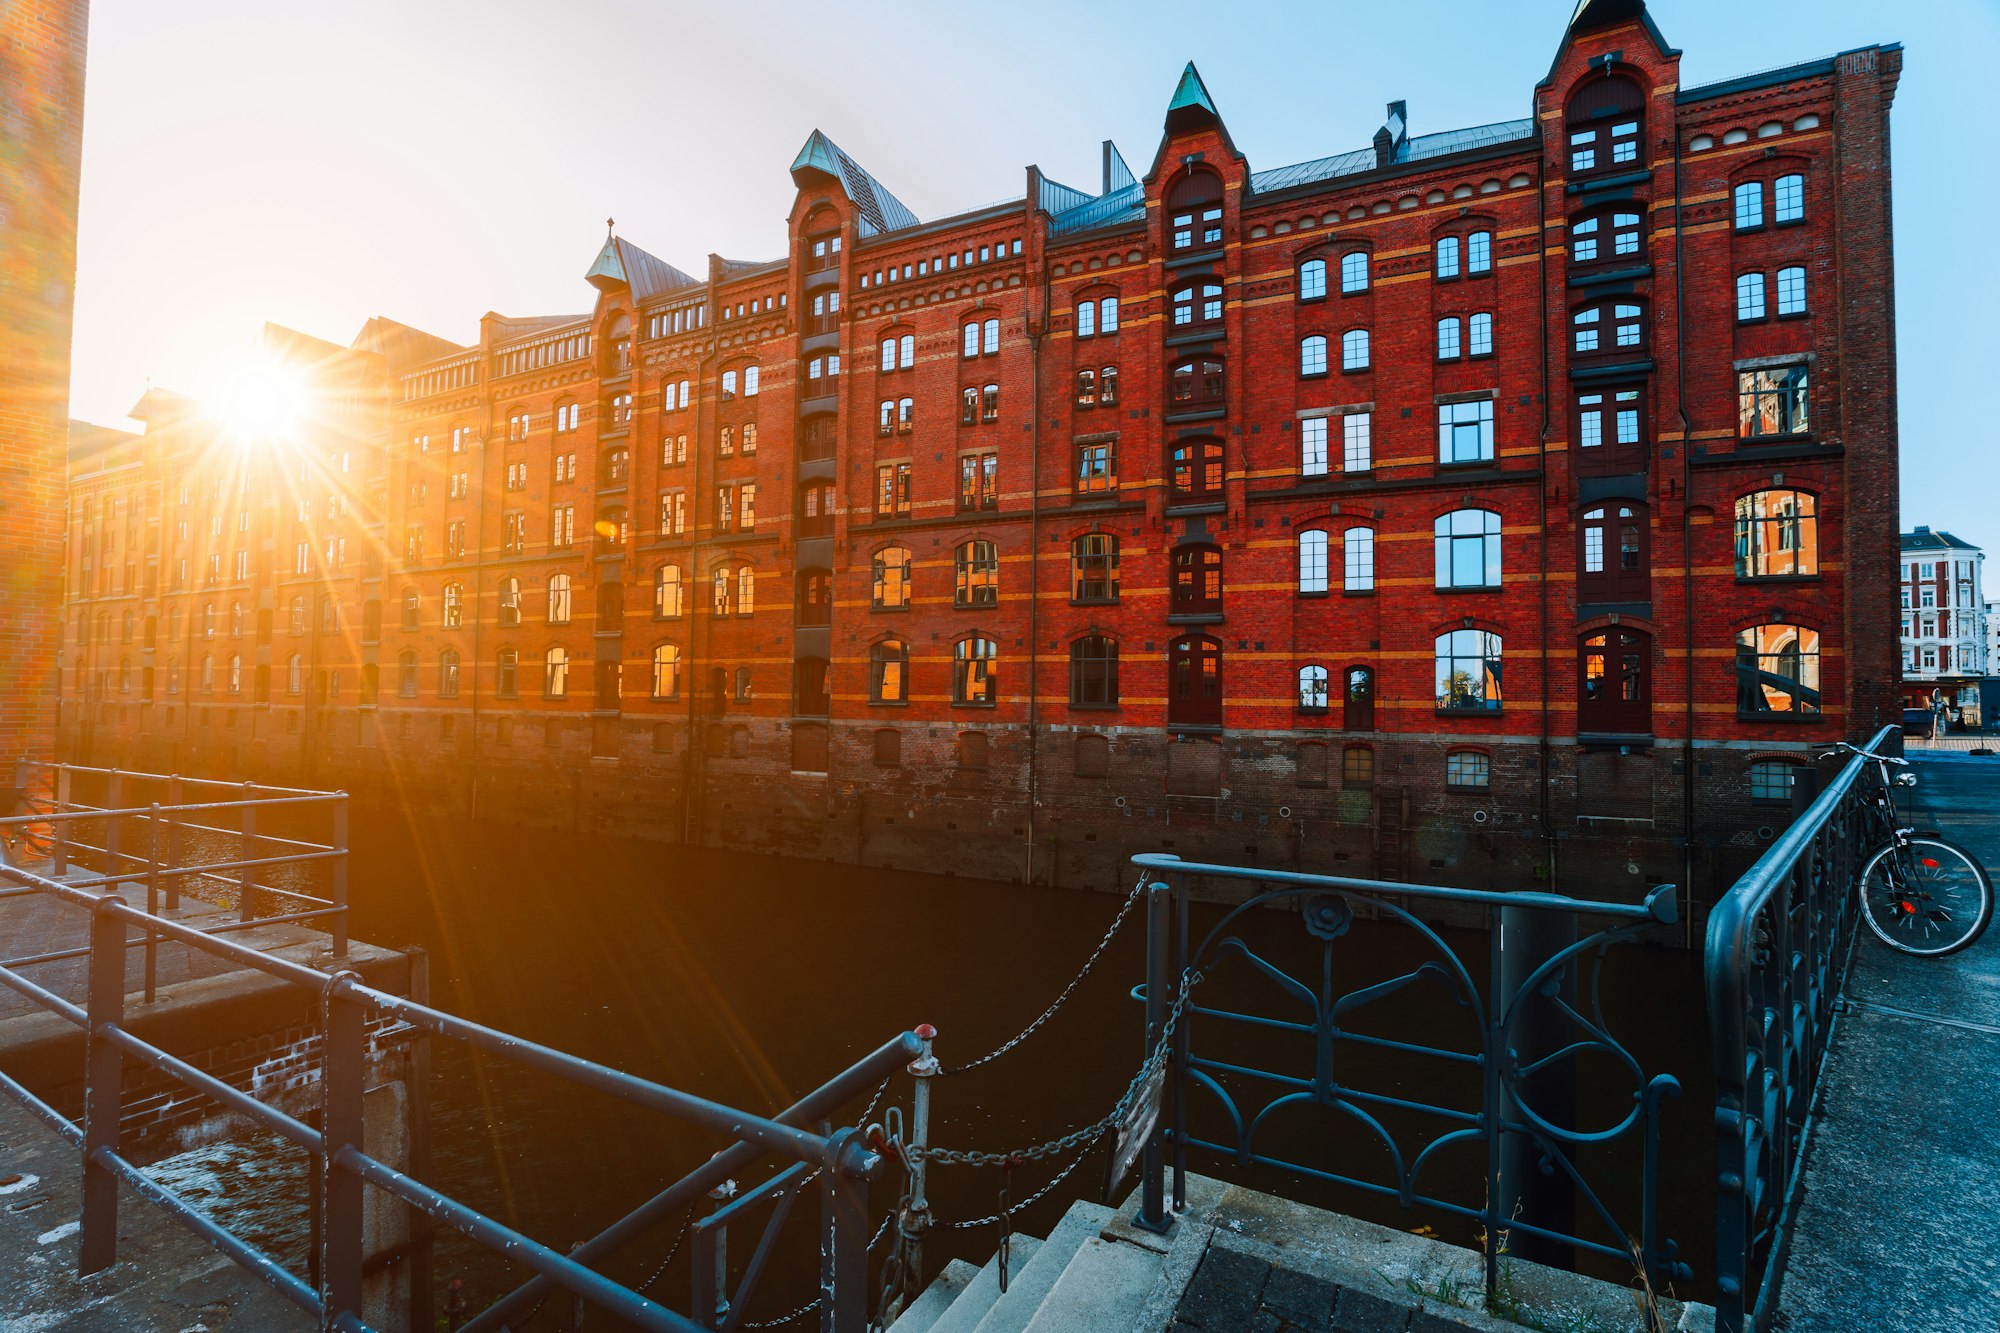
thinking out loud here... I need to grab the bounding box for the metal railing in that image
[0,765,919,1332]
[1705,722,1897,1333]
[1128,855,1691,1305]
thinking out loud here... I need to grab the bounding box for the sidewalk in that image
[1774,751,2000,1331]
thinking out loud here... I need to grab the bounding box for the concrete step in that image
[970,1200,1116,1333]
[1019,1234,1164,1333]
[926,1234,1041,1333]
[890,1258,979,1333]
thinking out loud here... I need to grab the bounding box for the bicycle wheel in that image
[1857,837,1994,957]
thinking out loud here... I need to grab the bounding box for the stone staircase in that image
[889,1175,1715,1333]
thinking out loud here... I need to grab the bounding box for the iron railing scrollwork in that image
[1705,723,1897,1333]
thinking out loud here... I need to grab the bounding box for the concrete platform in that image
[0,1094,309,1331]
[1775,751,2000,1331]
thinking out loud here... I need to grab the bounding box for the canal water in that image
[179,809,1719,1325]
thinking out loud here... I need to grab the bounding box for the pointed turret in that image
[1164,62,1220,135]
[1566,0,1648,36]
[787,129,918,238]
[584,233,701,301]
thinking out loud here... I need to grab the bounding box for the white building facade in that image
[1901,528,1987,721]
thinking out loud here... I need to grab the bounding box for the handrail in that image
[1704,722,1897,1333]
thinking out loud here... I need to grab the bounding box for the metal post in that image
[407,949,435,1333]
[821,1132,871,1333]
[331,793,350,959]
[144,803,161,1005]
[1172,875,1190,1215]
[694,1179,735,1329]
[53,765,70,876]
[103,768,123,873]
[319,973,366,1330]
[905,1024,938,1293]
[79,900,126,1274]
[1134,879,1173,1235]
[1496,901,1577,1271]
[165,774,183,911]
[238,780,257,922]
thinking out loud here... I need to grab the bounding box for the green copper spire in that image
[1167,62,1216,117]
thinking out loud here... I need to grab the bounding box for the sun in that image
[221,357,307,443]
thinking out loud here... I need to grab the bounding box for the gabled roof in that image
[789,130,920,238]
[585,234,702,302]
[1903,528,1983,553]
[350,316,466,368]
[488,313,588,342]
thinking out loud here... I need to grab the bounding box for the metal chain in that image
[940,1126,1107,1230]
[939,876,1149,1077]
[918,966,1203,1168]
[633,1204,697,1294]
[736,1201,895,1329]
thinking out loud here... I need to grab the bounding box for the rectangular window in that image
[876,463,910,517]
[1435,237,1461,279]
[1467,231,1491,274]
[1077,301,1095,337]
[739,484,756,530]
[660,491,685,535]
[1343,529,1375,592]
[1469,312,1492,357]
[1774,173,1805,224]
[1438,399,1495,465]
[1340,252,1368,293]
[1733,181,1764,230]
[1738,366,1811,439]
[1075,442,1115,495]
[1737,272,1766,321]
[983,319,1000,355]
[962,324,979,358]
[1437,318,1461,360]
[1301,417,1328,477]
[1101,298,1119,333]
[1343,413,1372,472]
[959,453,998,511]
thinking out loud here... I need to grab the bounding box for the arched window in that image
[546,573,571,625]
[398,650,419,697]
[1298,258,1327,301]
[1574,385,1646,473]
[1167,171,1223,252]
[496,647,518,698]
[439,649,461,698]
[654,566,684,618]
[871,640,908,703]
[1734,490,1818,579]
[955,540,998,608]
[543,646,569,699]
[652,644,681,700]
[286,654,304,695]
[1435,235,1461,279]
[1580,627,1651,733]
[1579,505,1648,602]
[1344,667,1376,731]
[1434,510,1501,589]
[1774,172,1805,224]
[1343,528,1375,592]
[1565,75,1644,178]
[1168,437,1223,502]
[872,546,911,609]
[1437,317,1462,361]
[1300,335,1328,377]
[1075,368,1097,407]
[796,569,832,625]
[1170,280,1223,332]
[1167,634,1222,727]
[1069,635,1119,707]
[1570,206,1643,268]
[1168,357,1225,408]
[1340,329,1370,371]
[1072,533,1119,602]
[1735,625,1821,716]
[497,577,521,627]
[1297,529,1329,594]
[1172,544,1222,616]
[1340,251,1369,293]
[442,582,464,628]
[736,565,756,616]
[1435,630,1502,711]
[954,638,997,705]
[1298,665,1330,712]
[1571,297,1646,358]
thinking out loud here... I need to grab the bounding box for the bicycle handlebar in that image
[1820,741,1908,766]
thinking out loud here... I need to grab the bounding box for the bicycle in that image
[0,788,57,871]
[1823,741,1993,957]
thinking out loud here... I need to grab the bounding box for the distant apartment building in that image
[57,0,1905,904]
[1900,526,1985,722]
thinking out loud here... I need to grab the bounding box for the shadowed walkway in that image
[1775,752,2000,1331]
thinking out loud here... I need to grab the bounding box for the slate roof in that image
[1903,528,1983,553]
[1250,118,1535,194]
[790,130,920,238]
[584,234,702,301]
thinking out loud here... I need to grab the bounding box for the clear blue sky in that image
[69,0,1999,545]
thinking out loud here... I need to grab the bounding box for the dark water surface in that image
[270,809,1716,1324]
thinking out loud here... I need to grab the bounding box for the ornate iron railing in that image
[1128,856,1690,1302]
[0,764,915,1332]
[1705,723,1897,1333]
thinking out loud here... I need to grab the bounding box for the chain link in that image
[917,966,1203,1168]
[738,1195,895,1329]
[938,876,1148,1077]
[633,1204,697,1294]
[940,1126,1107,1231]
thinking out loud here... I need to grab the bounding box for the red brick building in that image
[60,0,1903,912]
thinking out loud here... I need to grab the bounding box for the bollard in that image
[905,1023,938,1295]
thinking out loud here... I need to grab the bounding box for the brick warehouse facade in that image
[58,1,1903,920]
[2,0,90,775]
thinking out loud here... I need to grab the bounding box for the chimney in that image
[1375,100,1408,168]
